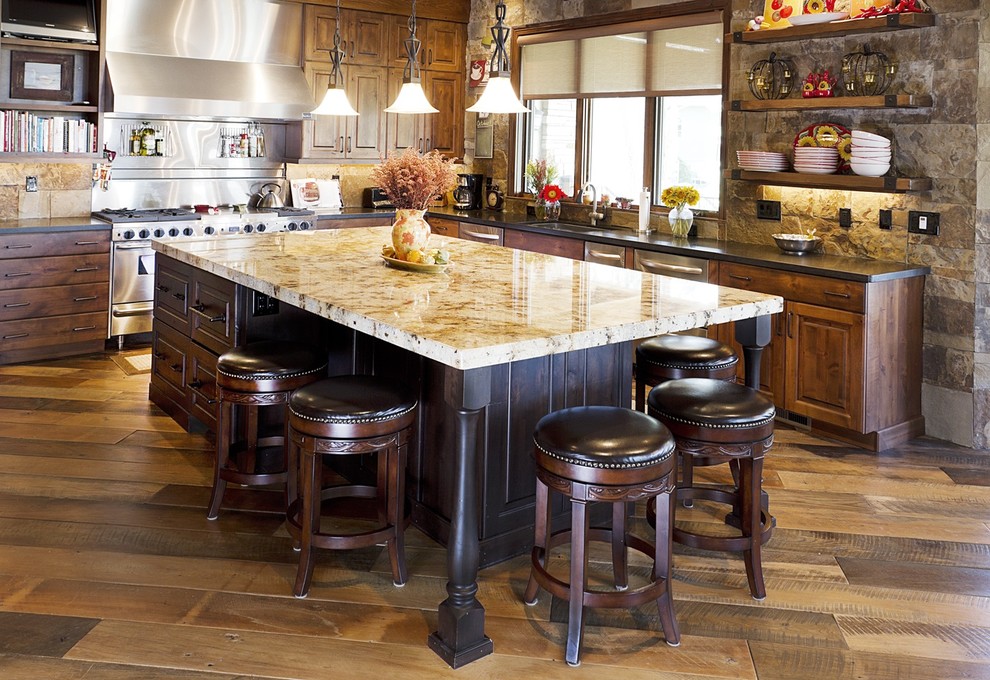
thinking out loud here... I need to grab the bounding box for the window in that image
[516,10,723,211]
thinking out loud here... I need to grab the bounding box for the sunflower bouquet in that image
[660,185,700,209]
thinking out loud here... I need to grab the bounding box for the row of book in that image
[0,110,98,154]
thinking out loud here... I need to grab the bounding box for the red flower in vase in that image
[540,184,567,203]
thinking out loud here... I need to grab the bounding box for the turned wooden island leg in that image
[734,314,773,390]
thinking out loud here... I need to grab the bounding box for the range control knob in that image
[204,226,215,235]
[122,229,135,240]
[287,222,298,231]
[138,228,151,239]
[257,223,267,232]
[168,227,180,237]
[153,228,165,238]
[299,220,312,231]
[243,224,254,233]
[183,227,195,237]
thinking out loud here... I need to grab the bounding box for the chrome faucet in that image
[582,181,605,226]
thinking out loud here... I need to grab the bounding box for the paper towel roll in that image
[638,188,651,231]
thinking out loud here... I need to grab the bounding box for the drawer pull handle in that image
[728,274,752,282]
[2,333,28,339]
[74,266,99,273]
[4,272,30,278]
[824,290,851,299]
[74,241,100,246]
[3,302,29,308]
[461,230,500,241]
[787,311,794,339]
[4,244,31,250]
[588,250,622,260]
[191,304,226,323]
[156,284,169,293]
[74,296,98,302]
[154,352,166,360]
[188,380,219,404]
[73,325,97,332]
[642,261,704,275]
[173,292,185,301]
[169,363,182,372]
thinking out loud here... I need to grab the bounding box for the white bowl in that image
[849,160,891,177]
[852,150,892,161]
[851,135,890,149]
[794,165,839,175]
[851,129,889,143]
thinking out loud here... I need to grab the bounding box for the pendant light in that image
[468,1,529,114]
[311,0,358,116]
[385,0,438,114]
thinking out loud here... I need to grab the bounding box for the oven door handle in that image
[114,241,154,250]
[112,303,155,317]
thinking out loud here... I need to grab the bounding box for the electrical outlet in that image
[252,291,279,316]
[839,208,852,228]
[756,200,781,221]
[24,176,38,192]
[908,210,940,235]
[879,209,892,230]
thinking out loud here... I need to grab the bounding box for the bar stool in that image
[207,341,328,520]
[286,375,417,598]
[523,406,679,667]
[634,335,739,503]
[647,378,776,600]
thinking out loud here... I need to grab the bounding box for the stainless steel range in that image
[97,207,314,343]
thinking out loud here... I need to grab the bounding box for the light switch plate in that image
[25,176,38,192]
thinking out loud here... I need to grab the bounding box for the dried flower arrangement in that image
[370,148,459,211]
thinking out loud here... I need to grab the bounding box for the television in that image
[2,0,96,43]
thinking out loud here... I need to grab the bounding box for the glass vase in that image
[534,197,547,221]
[391,208,431,260]
[544,201,560,221]
[668,204,694,238]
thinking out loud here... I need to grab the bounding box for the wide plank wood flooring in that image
[0,351,988,679]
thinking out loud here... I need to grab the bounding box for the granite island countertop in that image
[154,227,783,370]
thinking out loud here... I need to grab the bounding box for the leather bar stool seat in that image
[523,406,680,667]
[286,375,417,598]
[207,340,327,520]
[634,334,738,411]
[647,377,776,600]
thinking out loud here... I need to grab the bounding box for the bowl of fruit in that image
[772,231,822,255]
[381,244,452,273]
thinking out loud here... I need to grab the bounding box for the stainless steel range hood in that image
[105,0,315,121]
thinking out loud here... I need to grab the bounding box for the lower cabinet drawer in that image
[0,311,106,351]
[190,275,238,355]
[0,254,109,290]
[0,282,109,322]
[151,320,190,404]
[187,341,219,430]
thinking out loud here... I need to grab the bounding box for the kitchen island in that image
[153,227,782,668]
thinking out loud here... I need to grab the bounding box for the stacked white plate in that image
[850,130,891,177]
[737,150,788,172]
[793,147,839,175]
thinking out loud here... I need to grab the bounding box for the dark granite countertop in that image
[0,216,110,233]
[315,206,929,284]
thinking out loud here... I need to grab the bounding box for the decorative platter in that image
[381,254,450,274]
[794,122,852,171]
[784,11,849,25]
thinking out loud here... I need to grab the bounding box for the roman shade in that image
[519,12,722,99]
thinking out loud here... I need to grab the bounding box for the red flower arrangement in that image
[540,184,567,203]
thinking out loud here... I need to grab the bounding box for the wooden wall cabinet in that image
[305,5,390,65]
[715,261,924,450]
[387,15,465,73]
[0,229,109,364]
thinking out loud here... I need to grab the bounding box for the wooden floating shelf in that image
[1,103,98,113]
[731,94,932,111]
[729,12,935,44]
[725,169,931,193]
[0,37,100,52]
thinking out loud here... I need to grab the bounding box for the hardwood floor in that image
[0,351,988,679]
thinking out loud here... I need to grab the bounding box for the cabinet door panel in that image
[385,67,425,153]
[152,319,189,405]
[425,20,465,72]
[348,66,387,159]
[347,11,389,65]
[155,257,191,334]
[785,302,865,430]
[304,62,345,159]
[425,70,464,158]
[190,274,238,355]
[304,5,340,62]
[187,340,219,431]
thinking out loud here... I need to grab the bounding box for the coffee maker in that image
[453,173,485,210]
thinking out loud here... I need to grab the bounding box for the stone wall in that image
[0,161,92,220]
[468,0,985,449]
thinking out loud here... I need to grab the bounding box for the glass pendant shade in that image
[468,0,528,114]
[312,85,359,116]
[385,81,439,114]
[467,76,528,113]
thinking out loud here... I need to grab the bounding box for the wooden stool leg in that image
[565,496,589,667]
[741,457,766,600]
[654,489,680,647]
[611,501,628,591]
[243,404,259,477]
[287,431,302,552]
[386,439,408,587]
[207,400,233,520]
[524,476,550,606]
[293,446,320,598]
[680,453,694,508]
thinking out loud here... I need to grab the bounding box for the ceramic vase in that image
[391,208,431,259]
[544,201,560,221]
[668,204,694,238]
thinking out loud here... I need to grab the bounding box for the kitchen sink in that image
[528,220,606,233]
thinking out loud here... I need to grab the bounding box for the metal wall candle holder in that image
[748,52,795,100]
[841,44,896,96]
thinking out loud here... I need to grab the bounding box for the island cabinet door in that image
[189,273,239,356]
[150,319,191,426]
[187,340,219,431]
[784,301,866,432]
[154,257,192,335]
